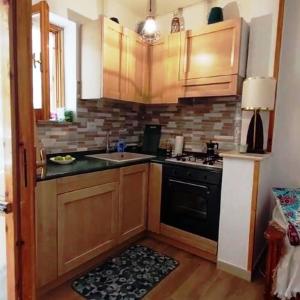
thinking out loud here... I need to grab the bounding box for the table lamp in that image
[242,77,276,154]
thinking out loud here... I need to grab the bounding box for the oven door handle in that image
[169,179,210,194]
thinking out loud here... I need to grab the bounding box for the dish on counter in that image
[50,155,76,165]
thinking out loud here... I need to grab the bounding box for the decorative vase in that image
[171,8,185,33]
[208,7,223,24]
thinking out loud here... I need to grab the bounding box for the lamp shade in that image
[241,77,276,111]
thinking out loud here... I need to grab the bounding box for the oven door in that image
[161,176,220,241]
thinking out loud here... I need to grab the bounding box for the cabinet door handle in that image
[0,200,12,214]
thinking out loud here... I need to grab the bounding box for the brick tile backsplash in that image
[37,98,241,154]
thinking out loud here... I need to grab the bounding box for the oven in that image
[161,164,222,241]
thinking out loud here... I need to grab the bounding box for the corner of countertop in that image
[220,150,272,161]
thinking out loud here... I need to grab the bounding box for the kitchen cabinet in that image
[35,165,150,287]
[119,164,149,243]
[122,29,149,103]
[179,18,248,97]
[82,17,248,102]
[149,32,183,104]
[56,169,120,275]
[81,17,123,100]
[147,163,162,234]
[81,17,149,103]
[57,182,119,275]
[149,40,166,103]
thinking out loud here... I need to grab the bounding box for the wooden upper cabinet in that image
[81,16,123,100]
[149,32,183,104]
[82,17,248,102]
[102,18,123,100]
[149,39,166,103]
[119,164,149,243]
[163,32,184,103]
[81,17,149,103]
[121,29,149,103]
[180,18,248,97]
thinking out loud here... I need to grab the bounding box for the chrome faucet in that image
[106,131,110,153]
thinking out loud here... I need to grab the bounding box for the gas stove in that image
[165,153,223,169]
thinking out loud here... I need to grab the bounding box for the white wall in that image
[32,0,101,20]
[271,0,300,187]
[102,0,142,31]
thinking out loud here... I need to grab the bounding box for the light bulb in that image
[143,16,157,35]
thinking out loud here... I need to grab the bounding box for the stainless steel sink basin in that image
[86,152,155,163]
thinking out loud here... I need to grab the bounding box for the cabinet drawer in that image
[56,169,120,194]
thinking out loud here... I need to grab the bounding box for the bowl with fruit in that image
[50,155,76,165]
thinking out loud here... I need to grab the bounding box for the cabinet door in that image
[119,164,149,243]
[163,32,183,103]
[57,182,119,275]
[181,19,242,81]
[149,40,166,103]
[102,18,123,99]
[81,17,123,100]
[134,37,149,103]
[121,30,149,103]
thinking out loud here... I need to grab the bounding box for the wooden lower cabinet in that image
[36,164,150,287]
[57,182,119,275]
[119,164,149,243]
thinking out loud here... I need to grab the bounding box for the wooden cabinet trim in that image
[160,224,217,256]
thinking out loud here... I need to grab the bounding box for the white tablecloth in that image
[273,205,300,299]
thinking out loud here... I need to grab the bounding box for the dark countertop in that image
[37,155,157,181]
[37,151,222,181]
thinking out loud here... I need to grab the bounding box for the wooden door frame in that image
[6,0,36,299]
[267,0,285,151]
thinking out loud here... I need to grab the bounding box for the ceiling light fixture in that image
[142,0,160,43]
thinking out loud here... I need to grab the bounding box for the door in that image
[57,183,119,275]
[119,164,148,243]
[0,1,36,299]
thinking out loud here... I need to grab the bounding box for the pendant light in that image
[142,0,160,43]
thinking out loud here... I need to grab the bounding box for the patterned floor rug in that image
[72,244,179,299]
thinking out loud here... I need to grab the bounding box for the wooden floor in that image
[41,238,265,300]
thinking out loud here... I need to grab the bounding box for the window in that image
[49,24,65,116]
[32,2,65,121]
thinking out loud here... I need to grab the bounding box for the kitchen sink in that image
[86,152,155,163]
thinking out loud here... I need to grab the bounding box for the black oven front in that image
[161,164,222,241]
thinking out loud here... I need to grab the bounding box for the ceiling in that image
[117,0,204,17]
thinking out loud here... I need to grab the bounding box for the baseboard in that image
[148,231,217,263]
[217,260,252,282]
